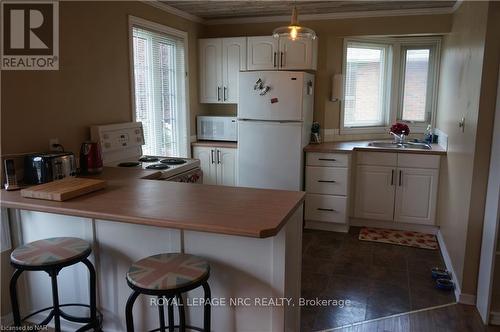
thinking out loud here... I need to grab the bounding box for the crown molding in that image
[143,1,461,26]
[141,0,205,24]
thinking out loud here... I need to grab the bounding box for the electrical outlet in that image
[49,138,59,151]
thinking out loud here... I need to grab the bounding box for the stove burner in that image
[146,164,170,170]
[118,162,140,167]
[160,158,187,165]
[139,156,159,162]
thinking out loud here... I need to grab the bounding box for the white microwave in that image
[197,116,238,141]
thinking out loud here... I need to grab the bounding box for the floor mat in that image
[359,227,438,250]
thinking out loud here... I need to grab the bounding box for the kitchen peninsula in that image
[1,167,304,331]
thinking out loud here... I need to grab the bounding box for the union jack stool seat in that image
[125,253,211,332]
[9,237,102,331]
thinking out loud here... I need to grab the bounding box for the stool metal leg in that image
[9,268,23,327]
[167,298,174,332]
[81,258,98,328]
[49,270,61,332]
[158,296,166,332]
[125,290,140,332]
[202,282,211,332]
[177,294,186,332]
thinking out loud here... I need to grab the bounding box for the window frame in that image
[128,15,191,157]
[340,36,441,135]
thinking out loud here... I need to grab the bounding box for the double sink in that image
[368,141,432,150]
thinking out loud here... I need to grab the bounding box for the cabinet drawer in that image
[306,152,349,167]
[306,166,348,195]
[356,152,397,166]
[397,154,440,169]
[305,194,347,224]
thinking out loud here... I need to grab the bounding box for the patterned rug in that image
[359,227,438,250]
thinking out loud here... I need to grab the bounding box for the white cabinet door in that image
[279,37,316,70]
[222,37,246,104]
[199,39,222,103]
[247,36,279,70]
[192,146,217,185]
[395,168,439,225]
[216,148,237,187]
[354,165,396,221]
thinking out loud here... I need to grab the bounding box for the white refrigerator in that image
[237,71,315,190]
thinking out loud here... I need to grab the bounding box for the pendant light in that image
[272,6,316,41]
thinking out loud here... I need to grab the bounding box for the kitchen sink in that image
[368,141,432,150]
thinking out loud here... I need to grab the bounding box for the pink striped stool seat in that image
[11,237,91,268]
[127,253,209,291]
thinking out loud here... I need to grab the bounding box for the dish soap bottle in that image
[424,125,433,144]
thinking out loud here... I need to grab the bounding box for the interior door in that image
[238,120,302,190]
[199,39,222,103]
[238,71,305,121]
[216,148,237,186]
[192,146,217,185]
[246,36,278,70]
[279,37,314,70]
[394,167,439,225]
[354,165,396,221]
[222,37,246,104]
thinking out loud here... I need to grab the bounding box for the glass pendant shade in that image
[272,7,316,41]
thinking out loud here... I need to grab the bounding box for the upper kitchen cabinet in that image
[247,36,318,71]
[199,37,246,104]
[247,36,279,70]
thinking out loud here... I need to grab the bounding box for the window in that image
[341,37,440,134]
[130,17,189,157]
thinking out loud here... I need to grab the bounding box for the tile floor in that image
[300,227,456,331]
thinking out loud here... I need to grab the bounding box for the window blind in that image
[132,26,187,157]
[401,48,431,123]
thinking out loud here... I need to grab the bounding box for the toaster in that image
[24,152,77,184]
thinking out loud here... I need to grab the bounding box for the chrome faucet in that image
[390,131,406,144]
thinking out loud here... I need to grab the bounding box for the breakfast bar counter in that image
[1,167,304,331]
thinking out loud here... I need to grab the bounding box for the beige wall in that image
[201,14,453,131]
[436,1,500,295]
[1,1,203,155]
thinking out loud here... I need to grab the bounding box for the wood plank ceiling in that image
[161,1,456,20]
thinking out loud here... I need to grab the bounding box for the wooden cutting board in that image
[21,178,107,201]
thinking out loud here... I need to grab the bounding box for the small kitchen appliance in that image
[2,154,27,190]
[24,152,77,185]
[79,141,103,174]
[91,122,202,183]
[197,116,238,142]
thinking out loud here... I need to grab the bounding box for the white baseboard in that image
[490,311,500,325]
[305,220,349,233]
[436,230,476,305]
[1,312,13,327]
[349,218,439,235]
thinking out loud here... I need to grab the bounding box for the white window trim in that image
[340,36,441,135]
[127,15,191,157]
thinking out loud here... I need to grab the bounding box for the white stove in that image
[90,122,202,183]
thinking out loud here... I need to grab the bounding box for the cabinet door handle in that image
[217,150,221,164]
[399,170,402,186]
[223,87,227,101]
[211,149,215,164]
[280,51,284,67]
[391,169,394,186]
[318,158,336,161]
[317,208,336,212]
[318,180,336,183]
[217,87,221,101]
[273,52,277,67]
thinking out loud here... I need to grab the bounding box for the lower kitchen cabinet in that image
[192,145,237,186]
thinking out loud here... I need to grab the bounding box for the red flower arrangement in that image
[390,122,410,135]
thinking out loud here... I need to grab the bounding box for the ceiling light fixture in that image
[272,6,316,41]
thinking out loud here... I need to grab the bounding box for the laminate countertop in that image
[304,140,447,155]
[0,167,304,238]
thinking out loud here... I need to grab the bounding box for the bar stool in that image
[125,253,211,332]
[9,237,102,331]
